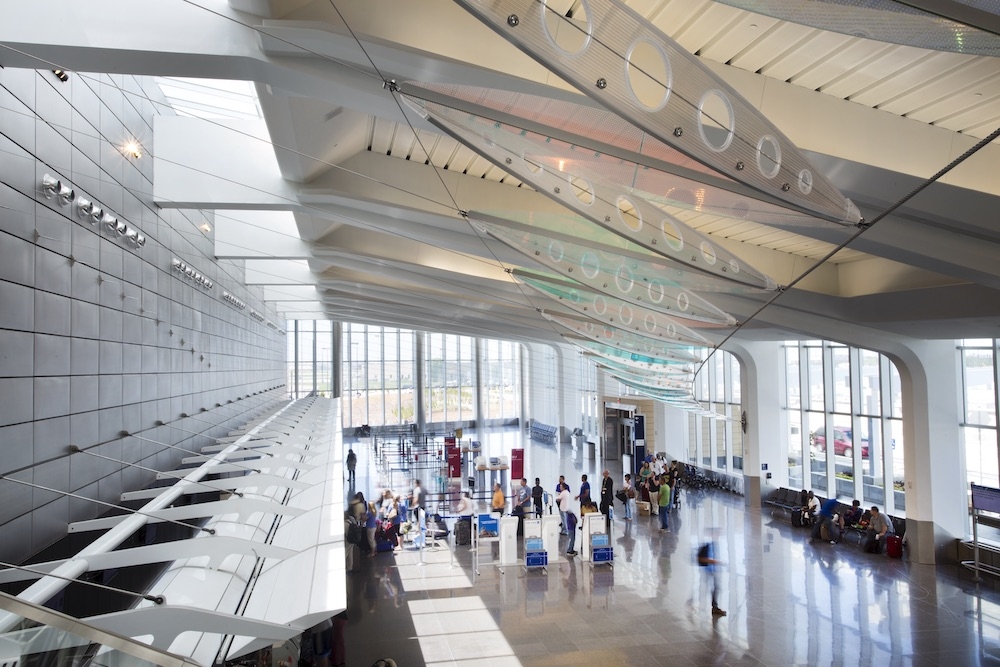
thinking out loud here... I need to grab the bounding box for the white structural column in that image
[727,341,787,507]
[889,340,965,565]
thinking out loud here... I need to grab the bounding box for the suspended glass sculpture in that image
[405,100,777,292]
[406,81,846,230]
[566,334,700,366]
[515,268,736,328]
[540,306,710,348]
[450,0,861,224]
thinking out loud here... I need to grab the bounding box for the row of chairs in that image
[765,487,906,546]
[529,421,558,443]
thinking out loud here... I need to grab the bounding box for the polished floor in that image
[341,429,1000,666]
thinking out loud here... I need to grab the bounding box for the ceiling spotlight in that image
[114,220,127,236]
[52,69,69,83]
[42,174,61,198]
[90,205,103,224]
[77,198,93,218]
[135,234,146,248]
[199,223,212,234]
[125,228,138,245]
[102,213,118,233]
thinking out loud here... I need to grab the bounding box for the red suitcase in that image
[885,534,903,558]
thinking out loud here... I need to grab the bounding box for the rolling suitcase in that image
[885,534,903,558]
[791,508,803,527]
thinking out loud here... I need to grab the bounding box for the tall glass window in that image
[785,340,904,513]
[481,338,520,423]
[287,320,333,400]
[688,349,742,472]
[424,333,476,424]
[962,340,998,488]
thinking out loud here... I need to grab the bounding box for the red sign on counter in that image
[445,437,461,478]
[511,448,524,480]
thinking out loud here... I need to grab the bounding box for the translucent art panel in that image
[542,310,706,361]
[512,262,736,326]
[407,85,781,296]
[449,0,860,224]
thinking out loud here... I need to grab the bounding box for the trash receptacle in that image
[585,441,596,460]
[571,433,584,450]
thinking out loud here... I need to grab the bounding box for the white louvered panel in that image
[408,129,440,164]
[949,102,1000,137]
[645,0,715,45]
[883,57,1000,121]
[774,33,856,86]
[448,143,482,174]
[728,21,816,74]
[674,2,746,55]
[465,154,495,178]
[369,117,395,155]
[805,40,898,96]
[847,47,945,107]
[627,0,674,23]
[428,134,461,169]
[503,174,525,188]
[818,44,916,100]
[481,162,508,183]
[388,124,416,159]
[698,14,781,64]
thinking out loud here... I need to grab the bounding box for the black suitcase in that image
[455,519,471,545]
[791,508,803,527]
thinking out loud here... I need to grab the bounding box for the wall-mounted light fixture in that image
[171,258,213,289]
[222,291,246,310]
[51,69,69,83]
[39,173,148,252]
[76,198,93,218]
[42,173,74,205]
[248,309,265,322]
[123,139,142,159]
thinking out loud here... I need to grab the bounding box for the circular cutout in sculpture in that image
[542,0,592,55]
[697,90,734,152]
[626,39,671,111]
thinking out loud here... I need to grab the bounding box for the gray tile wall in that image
[0,68,286,563]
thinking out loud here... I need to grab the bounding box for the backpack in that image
[346,518,363,545]
[697,543,711,566]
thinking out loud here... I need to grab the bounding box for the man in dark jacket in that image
[599,469,614,531]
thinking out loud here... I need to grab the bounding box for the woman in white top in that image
[455,492,474,517]
[622,473,635,521]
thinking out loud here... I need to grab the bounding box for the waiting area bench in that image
[765,487,907,553]
[529,421,558,443]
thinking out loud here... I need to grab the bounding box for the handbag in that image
[615,489,628,504]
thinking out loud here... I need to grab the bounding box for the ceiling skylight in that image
[154,77,263,121]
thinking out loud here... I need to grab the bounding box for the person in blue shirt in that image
[698,528,725,617]
[811,497,840,544]
[576,474,591,505]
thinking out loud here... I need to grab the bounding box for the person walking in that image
[532,477,545,517]
[565,509,578,556]
[346,448,357,482]
[623,473,635,521]
[657,474,672,532]
[557,483,572,535]
[698,529,726,617]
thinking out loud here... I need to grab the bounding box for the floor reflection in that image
[343,427,1000,666]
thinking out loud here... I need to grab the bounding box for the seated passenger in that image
[865,506,894,553]
[801,491,818,526]
[840,499,863,530]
